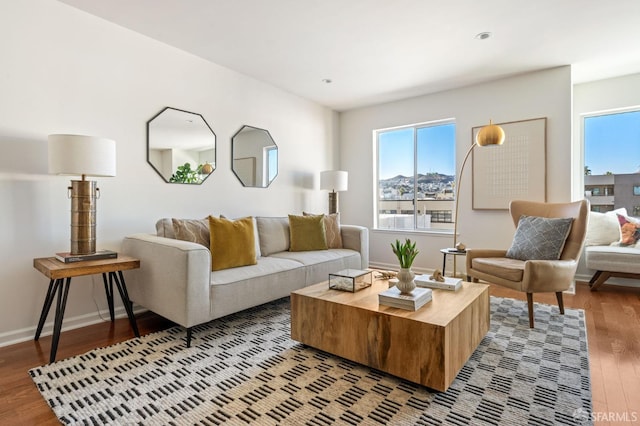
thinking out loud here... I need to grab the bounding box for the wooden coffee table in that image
[291,278,489,392]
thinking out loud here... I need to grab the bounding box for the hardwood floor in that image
[0,282,638,425]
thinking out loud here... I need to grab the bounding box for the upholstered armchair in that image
[466,200,589,327]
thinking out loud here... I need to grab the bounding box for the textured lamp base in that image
[70,180,97,255]
[328,191,338,214]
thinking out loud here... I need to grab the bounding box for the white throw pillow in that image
[585,208,627,246]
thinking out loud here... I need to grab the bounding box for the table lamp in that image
[320,170,348,214]
[48,134,116,255]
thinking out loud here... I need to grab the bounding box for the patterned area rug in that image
[30,296,592,425]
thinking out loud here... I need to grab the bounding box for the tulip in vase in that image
[391,238,419,294]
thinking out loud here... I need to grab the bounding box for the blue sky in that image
[378,124,455,179]
[584,110,640,175]
[378,112,640,180]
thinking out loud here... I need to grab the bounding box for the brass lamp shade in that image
[475,120,505,146]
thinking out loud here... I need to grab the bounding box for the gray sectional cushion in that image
[256,217,290,256]
[506,215,573,261]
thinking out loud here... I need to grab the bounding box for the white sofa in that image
[122,217,369,346]
[577,208,640,290]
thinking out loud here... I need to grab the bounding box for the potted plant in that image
[391,239,419,294]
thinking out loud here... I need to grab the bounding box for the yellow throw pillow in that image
[289,214,328,252]
[208,216,257,271]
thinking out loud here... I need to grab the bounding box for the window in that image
[584,109,640,216]
[265,146,278,185]
[376,121,455,231]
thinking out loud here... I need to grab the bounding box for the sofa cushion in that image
[304,211,343,248]
[256,217,290,256]
[289,214,327,251]
[172,218,209,247]
[210,256,303,285]
[506,215,573,261]
[209,257,306,320]
[615,213,640,247]
[209,216,257,271]
[271,248,363,285]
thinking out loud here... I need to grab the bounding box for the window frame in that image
[374,118,456,233]
[581,105,640,216]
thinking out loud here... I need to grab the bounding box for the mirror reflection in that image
[232,125,278,187]
[147,107,216,184]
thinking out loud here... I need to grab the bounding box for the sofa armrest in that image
[340,225,369,269]
[122,233,211,328]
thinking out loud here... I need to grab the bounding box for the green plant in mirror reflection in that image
[170,163,206,184]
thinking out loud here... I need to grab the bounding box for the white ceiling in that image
[58,0,640,111]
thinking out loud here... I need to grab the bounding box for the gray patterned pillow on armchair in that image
[506,215,573,261]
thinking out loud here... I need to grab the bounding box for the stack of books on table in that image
[415,274,463,291]
[378,286,432,311]
[55,250,118,264]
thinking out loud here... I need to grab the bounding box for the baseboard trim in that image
[0,306,148,348]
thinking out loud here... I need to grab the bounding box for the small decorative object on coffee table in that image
[415,270,463,291]
[391,238,418,294]
[329,269,372,292]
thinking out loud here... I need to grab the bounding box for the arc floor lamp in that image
[452,120,505,274]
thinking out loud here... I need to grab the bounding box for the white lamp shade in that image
[48,134,116,177]
[320,170,348,192]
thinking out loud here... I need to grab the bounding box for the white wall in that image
[339,67,573,273]
[0,0,338,345]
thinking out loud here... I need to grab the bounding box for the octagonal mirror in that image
[147,107,216,184]
[232,125,278,187]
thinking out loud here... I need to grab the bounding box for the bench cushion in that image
[586,246,640,274]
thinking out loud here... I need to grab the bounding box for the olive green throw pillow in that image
[208,216,257,271]
[289,214,328,252]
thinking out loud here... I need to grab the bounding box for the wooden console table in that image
[33,255,140,363]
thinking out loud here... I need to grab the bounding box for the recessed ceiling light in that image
[475,32,492,40]
[322,78,332,84]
